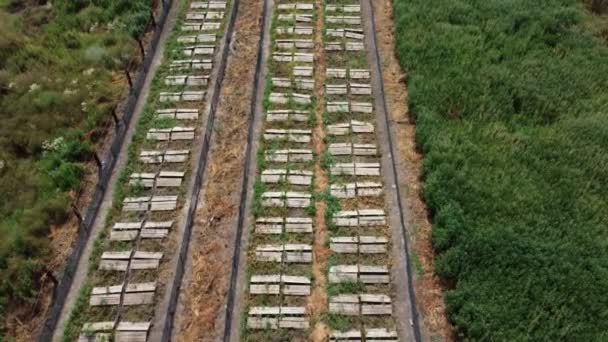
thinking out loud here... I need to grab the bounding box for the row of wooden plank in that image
[327,101,373,113]
[265,149,313,163]
[122,195,178,212]
[147,127,195,141]
[247,307,308,330]
[329,143,377,156]
[185,11,225,21]
[99,251,163,271]
[261,191,311,208]
[276,25,313,36]
[326,82,371,95]
[326,41,365,51]
[326,15,361,25]
[329,328,398,342]
[182,21,221,31]
[81,3,230,340]
[159,91,205,102]
[326,28,364,40]
[264,128,312,143]
[177,33,217,44]
[165,74,209,86]
[181,44,215,56]
[277,13,313,23]
[272,76,314,90]
[261,169,313,186]
[330,235,388,254]
[266,109,309,122]
[90,282,156,306]
[330,181,383,198]
[330,162,381,176]
[190,1,227,9]
[329,294,392,316]
[129,171,184,188]
[329,265,390,284]
[269,92,312,105]
[277,3,314,10]
[273,52,314,62]
[255,217,313,234]
[78,321,150,342]
[250,274,311,296]
[255,244,312,263]
[140,149,189,164]
[170,59,213,71]
[326,4,360,13]
[327,68,370,79]
[110,221,173,241]
[327,120,374,135]
[332,209,387,227]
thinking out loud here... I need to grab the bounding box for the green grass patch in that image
[394,0,608,339]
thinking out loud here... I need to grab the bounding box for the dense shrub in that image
[0,0,151,337]
[393,0,608,339]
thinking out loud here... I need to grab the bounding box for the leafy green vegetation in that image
[393,0,608,340]
[0,0,151,336]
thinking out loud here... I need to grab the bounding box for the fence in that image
[37,0,174,340]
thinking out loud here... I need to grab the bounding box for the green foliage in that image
[394,0,608,340]
[0,0,151,335]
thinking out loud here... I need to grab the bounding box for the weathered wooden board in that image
[275,25,313,36]
[326,15,361,25]
[181,22,221,31]
[266,109,309,122]
[156,108,199,120]
[265,149,313,163]
[264,129,312,143]
[325,4,360,12]
[190,1,227,9]
[330,163,381,176]
[170,59,213,71]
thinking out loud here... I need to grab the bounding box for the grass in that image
[393,0,608,340]
[0,0,153,336]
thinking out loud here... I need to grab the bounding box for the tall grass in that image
[0,0,151,337]
[393,0,608,339]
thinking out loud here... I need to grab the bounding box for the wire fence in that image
[37,1,173,340]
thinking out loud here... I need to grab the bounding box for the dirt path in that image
[50,1,182,340]
[173,0,264,340]
[309,0,330,340]
[368,0,453,340]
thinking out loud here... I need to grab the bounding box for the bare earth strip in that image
[309,0,330,340]
[369,0,454,340]
[174,0,263,339]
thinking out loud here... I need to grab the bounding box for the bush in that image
[394,0,608,339]
[0,0,151,335]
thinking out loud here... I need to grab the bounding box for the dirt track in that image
[371,0,453,339]
[174,0,263,339]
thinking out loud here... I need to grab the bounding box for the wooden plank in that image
[99,260,128,271]
[365,328,398,341]
[329,265,358,283]
[130,259,160,270]
[279,317,309,329]
[350,69,370,79]
[82,322,114,332]
[329,301,359,316]
[247,317,278,330]
[250,284,280,295]
[330,330,362,341]
[285,217,313,233]
[115,331,147,342]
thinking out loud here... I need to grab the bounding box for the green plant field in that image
[0,0,151,337]
[393,0,608,340]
